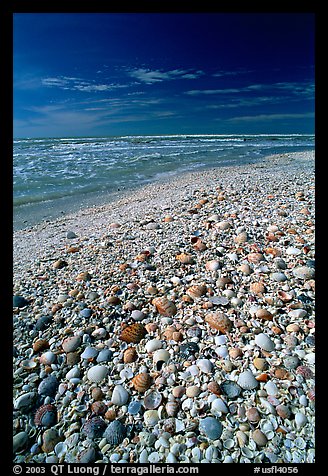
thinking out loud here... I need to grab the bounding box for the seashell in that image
[216,276,232,288]
[13,432,29,453]
[54,441,68,459]
[104,420,127,446]
[220,380,242,399]
[123,347,138,363]
[277,290,293,302]
[186,284,207,300]
[120,323,147,343]
[165,399,180,417]
[132,372,152,393]
[76,271,92,282]
[229,347,243,359]
[41,428,61,454]
[82,416,107,439]
[216,220,231,230]
[76,446,96,464]
[111,385,130,406]
[32,339,50,353]
[205,312,232,334]
[91,387,104,401]
[238,370,259,390]
[254,333,275,352]
[292,266,315,280]
[179,341,199,358]
[144,390,162,409]
[196,358,213,374]
[295,412,308,429]
[296,365,314,379]
[96,349,113,363]
[14,392,37,411]
[87,365,109,383]
[276,404,291,419]
[246,407,261,424]
[21,359,38,370]
[152,297,177,317]
[307,387,315,401]
[143,410,159,427]
[211,398,229,415]
[38,375,59,397]
[247,253,265,264]
[131,310,145,321]
[255,308,273,321]
[186,385,201,398]
[253,357,268,371]
[176,253,195,264]
[62,336,81,353]
[264,381,279,396]
[270,272,287,282]
[34,404,57,428]
[252,429,268,447]
[238,263,252,275]
[250,282,266,294]
[205,260,221,272]
[39,351,56,365]
[199,417,223,440]
[153,349,170,368]
[207,381,222,396]
[145,339,162,353]
[91,401,107,415]
[105,409,117,421]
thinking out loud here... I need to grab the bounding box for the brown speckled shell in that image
[255,308,273,321]
[132,372,152,393]
[120,323,147,344]
[176,253,195,264]
[247,252,265,264]
[250,282,266,294]
[205,312,233,334]
[186,285,207,300]
[152,297,177,317]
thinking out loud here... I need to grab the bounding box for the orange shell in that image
[176,253,195,264]
[250,282,266,294]
[32,339,50,353]
[186,284,207,300]
[120,323,147,344]
[152,297,177,317]
[205,312,233,334]
[255,308,273,321]
[247,252,265,264]
[123,347,138,363]
[132,372,152,393]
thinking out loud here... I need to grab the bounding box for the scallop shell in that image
[254,333,275,352]
[176,253,194,264]
[34,404,57,428]
[152,297,177,317]
[237,370,259,390]
[104,420,127,445]
[205,312,232,334]
[120,323,147,343]
[87,365,109,383]
[186,284,207,300]
[123,347,138,363]
[82,416,107,439]
[111,384,130,406]
[132,372,152,393]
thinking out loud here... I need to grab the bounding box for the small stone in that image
[293,266,315,280]
[66,231,78,239]
[13,432,28,453]
[252,429,268,447]
[62,336,81,353]
[13,295,30,308]
[199,417,223,440]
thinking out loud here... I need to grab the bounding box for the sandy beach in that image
[13,151,315,464]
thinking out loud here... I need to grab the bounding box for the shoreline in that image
[13,150,315,463]
[14,150,314,273]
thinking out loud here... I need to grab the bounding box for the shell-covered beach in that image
[13,151,315,464]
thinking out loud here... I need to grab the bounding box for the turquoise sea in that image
[13,134,314,229]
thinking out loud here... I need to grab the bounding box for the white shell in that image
[264,381,279,396]
[131,310,145,321]
[254,333,275,352]
[196,359,213,374]
[40,351,56,365]
[153,349,170,364]
[145,339,163,353]
[295,412,308,429]
[211,398,229,415]
[81,347,99,360]
[111,384,130,406]
[87,365,109,383]
[223,439,234,449]
[237,370,259,390]
[65,367,80,380]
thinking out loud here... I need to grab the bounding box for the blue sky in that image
[13,13,315,138]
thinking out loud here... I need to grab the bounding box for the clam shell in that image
[120,323,147,343]
[205,260,221,271]
[247,252,265,264]
[32,339,50,353]
[252,429,268,447]
[211,398,229,415]
[255,308,273,321]
[220,380,242,399]
[87,365,109,383]
[143,390,162,409]
[186,284,207,300]
[123,347,138,363]
[205,312,232,334]
[145,339,162,353]
[254,333,275,352]
[111,384,130,406]
[237,370,259,390]
[152,297,177,317]
[246,407,261,423]
[207,381,222,396]
[21,359,38,370]
[39,351,56,365]
[104,420,127,446]
[34,404,57,428]
[132,372,152,393]
[143,410,159,427]
[62,336,81,353]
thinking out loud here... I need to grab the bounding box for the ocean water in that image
[13,134,314,229]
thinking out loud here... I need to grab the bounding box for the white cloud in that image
[226,112,315,122]
[127,68,204,84]
[41,76,129,93]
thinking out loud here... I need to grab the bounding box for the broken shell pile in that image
[13,151,315,464]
